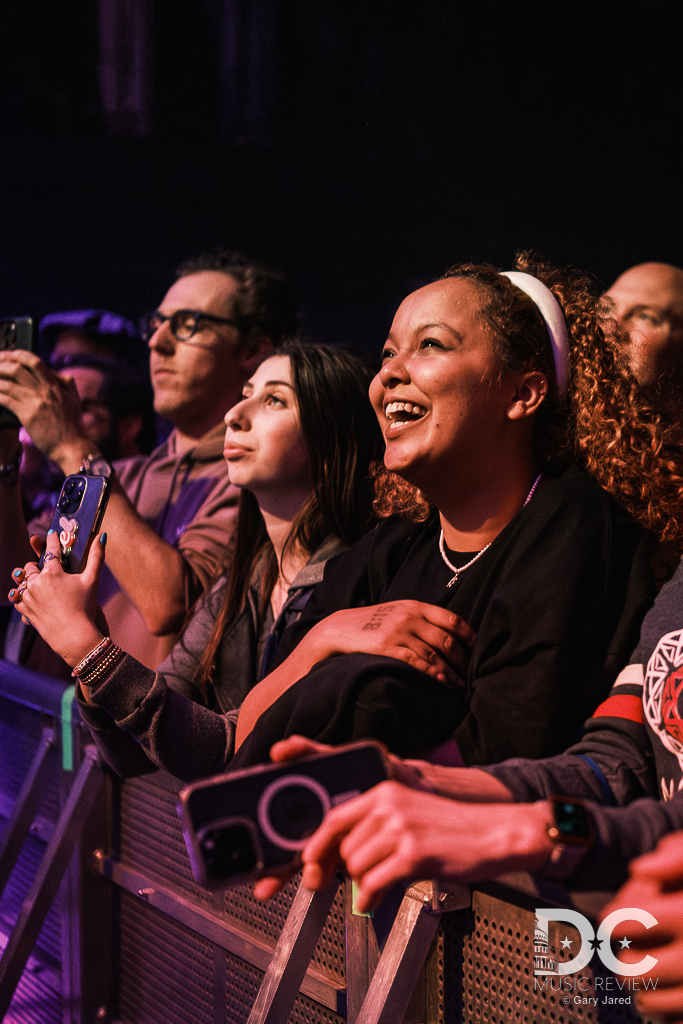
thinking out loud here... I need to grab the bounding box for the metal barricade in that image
[0,659,110,1023]
[0,659,656,1024]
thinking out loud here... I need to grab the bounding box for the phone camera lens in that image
[64,479,76,494]
[203,825,257,877]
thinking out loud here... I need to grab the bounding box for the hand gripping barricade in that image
[0,659,658,1023]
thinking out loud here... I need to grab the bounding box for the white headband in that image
[500,271,570,395]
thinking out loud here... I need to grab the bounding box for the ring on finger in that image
[42,552,58,566]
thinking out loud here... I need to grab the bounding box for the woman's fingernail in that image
[8,590,15,599]
[100,533,107,546]
[12,569,22,578]
[47,529,55,536]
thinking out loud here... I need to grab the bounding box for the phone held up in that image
[178,741,389,889]
[0,317,35,428]
[39,474,111,573]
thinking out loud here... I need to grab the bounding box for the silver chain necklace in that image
[439,473,543,587]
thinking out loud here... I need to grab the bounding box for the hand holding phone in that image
[0,317,35,428]
[9,525,109,668]
[8,473,111,666]
[178,742,390,889]
[39,473,110,573]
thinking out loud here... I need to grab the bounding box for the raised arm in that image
[0,349,200,636]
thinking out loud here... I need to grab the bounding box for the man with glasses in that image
[0,251,296,674]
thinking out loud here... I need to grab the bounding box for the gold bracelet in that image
[72,636,112,677]
[78,646,124,688]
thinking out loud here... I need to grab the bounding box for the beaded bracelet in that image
[77,645,124,688]
[71,636,113,678]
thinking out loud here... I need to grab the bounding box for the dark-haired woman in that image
[232,256,683,768]
[11,343,389,780]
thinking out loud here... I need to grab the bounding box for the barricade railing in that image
[0,659,653,1024]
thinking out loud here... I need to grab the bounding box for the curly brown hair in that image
[373,252,683,550]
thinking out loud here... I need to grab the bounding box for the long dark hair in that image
[195,341,382,696]
[372,252,683,550]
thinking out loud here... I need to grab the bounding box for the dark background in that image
[1,0,682,354]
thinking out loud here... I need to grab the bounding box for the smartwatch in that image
[79,453,114,480]
[541,797,594,882]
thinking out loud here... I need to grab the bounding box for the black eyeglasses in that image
[140,309,238,343]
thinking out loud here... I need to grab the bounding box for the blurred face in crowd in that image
[148,271,265,439]
[62,365,142,461]
[599,263,683,390]
[51,328,114,364]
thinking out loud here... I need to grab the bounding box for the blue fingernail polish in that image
[12,569,22,578]
[9,590,15,599]
[100,533,107,545]
[47,529,55,536]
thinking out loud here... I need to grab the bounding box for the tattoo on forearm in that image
[362,604,396,631]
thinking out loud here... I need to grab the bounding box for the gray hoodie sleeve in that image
[77,654,237,781]
[559,794,683,891]
[484,713,657,807]
[481,733,679,891]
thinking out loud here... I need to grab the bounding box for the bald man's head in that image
[600,262,683,392]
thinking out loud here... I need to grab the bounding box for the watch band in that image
[543,841,588,882]
[79,453,114,479]
[540,797,594,883]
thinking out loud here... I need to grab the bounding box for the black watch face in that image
[555,800,592,840]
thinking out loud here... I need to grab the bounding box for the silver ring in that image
[16,583,27,600]
[42,552,58,565]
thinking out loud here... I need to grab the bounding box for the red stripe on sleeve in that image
[591,694,644,724]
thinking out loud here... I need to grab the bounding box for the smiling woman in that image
[231,254,683,770]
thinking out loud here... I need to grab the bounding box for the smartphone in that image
[39,474,111,573]
[0,317,36,429]
[178,741,390,889]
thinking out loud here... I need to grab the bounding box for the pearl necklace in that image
[439,473,543,587]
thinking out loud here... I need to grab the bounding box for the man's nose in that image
[148,320,175,353]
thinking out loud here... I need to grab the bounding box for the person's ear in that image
[239,333,275,375]
[506,371,548,421]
